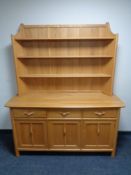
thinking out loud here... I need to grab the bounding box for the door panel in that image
[83,122,98,147]
[15,120,47,148]
[48,120,80,149]
[31,122,47,147]
[97,122,115,148]
[15,122,32,147]
[82,120,115,149]
[48,121,65,149]
[65,122,80,148]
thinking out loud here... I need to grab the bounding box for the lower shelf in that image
[19,73,111,78]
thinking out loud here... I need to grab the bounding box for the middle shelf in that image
[17,55,113,59]
[19,73,111,78]
[15,37,115,41]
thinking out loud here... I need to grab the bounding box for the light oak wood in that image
[12,108,46,118]
[19,73,111,78]
[10,110,20,157]
[18,55,113,59]
[82,120,115,149]
[6,23,124,156]
[15,37,115,41]
[6,92,124,108]
[15,119,47,149]
[9,106,119,156]
[47,109,81,118]
[11,23,117,95]
[83,108,119,118]
[48,120,81,149]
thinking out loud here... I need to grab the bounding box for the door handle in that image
[94,112,105,116]
[59,112,70,117]
[24,112,34,117]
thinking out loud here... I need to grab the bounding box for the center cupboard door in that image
[48,120,81,150]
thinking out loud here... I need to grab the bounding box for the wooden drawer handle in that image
[24,112,34,117]
[59,112,70,117]
[94,112,105,116]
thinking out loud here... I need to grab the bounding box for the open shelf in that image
[19,73,111,78]
[15,37,115,42]
[12,23,117,95]
[18,55,113,59]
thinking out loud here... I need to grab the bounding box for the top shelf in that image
[18,55,113,59]
[15,37,115,41]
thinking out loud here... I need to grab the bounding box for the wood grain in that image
[6,92,124,108]
[6,23,124,156]
[12,23,117,95]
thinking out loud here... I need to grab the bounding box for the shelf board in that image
[18,55,112,59]
[19,74,111,78]
[15,37,115,41]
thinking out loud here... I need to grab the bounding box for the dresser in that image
[6,23,124,157]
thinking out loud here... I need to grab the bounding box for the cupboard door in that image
[31,122,47,148]
[15,121,32,147]
[97,122,114,147]
[82,120,115,149]
[82,122,98,148]
[48,121,65,149]
[65,122,80,149]
[15,120,47,148]
[48,120,80,149]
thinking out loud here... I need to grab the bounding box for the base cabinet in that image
[11,108,119,157]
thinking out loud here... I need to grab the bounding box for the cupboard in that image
[6,23,124,156]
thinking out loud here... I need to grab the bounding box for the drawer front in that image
[47,109,81,118]
[83,108,118,118]
[12,108,46,118]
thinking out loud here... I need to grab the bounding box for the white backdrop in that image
[0,0,131,130]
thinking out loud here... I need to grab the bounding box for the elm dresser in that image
[6,23,124,157]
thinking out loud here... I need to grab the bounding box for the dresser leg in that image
[15,149,20,157]
[111,150,116,157]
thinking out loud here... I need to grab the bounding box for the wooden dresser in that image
[6,23,124,157]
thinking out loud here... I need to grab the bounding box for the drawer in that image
[83,108,118,118]
[12,108,46,118]
[47,109,81,118]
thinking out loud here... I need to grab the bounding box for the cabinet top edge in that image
[19,23,109,28]
[5,93,125,108]
[12,23,116,37]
